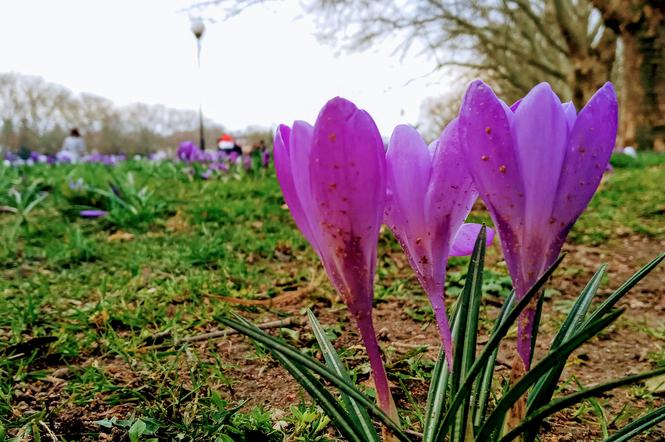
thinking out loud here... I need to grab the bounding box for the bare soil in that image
[9,235,665,441]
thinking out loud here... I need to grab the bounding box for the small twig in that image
[391,342,432,349]
[146,317,301,348]
[404,428,423,439]
[39,421,58,442]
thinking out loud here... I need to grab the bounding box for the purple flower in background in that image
[216,150,228,162]
[274,97,397,420]
[177,141,197,162]
[385,123,494,369]
[229,151,239,163]
[80,209,108,218]
[82,153,124,166]
[458,81,618,369]
[209,162,229,173]
[56,152,72,164]
[149,151,168,162]
[200,169,213,180]
[261,150,270,167]
[4,151,18,163]
[242,154,252,170]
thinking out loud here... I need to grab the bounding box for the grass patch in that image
[0,156,663,439]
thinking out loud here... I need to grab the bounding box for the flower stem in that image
[517,295,540,370]
[429,291,454,370]
[354,313,399,422]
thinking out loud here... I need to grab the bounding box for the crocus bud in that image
[385,122,494,369]
[458,81,618,368]
[274,97,397,420]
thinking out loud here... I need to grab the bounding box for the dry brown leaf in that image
[108,231,134,242]
[166,212,189,232]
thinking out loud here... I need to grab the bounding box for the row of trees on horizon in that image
[0,72,268,156]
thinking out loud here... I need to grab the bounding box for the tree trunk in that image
[568,35,617,109]
[621,10,665,150]
[594,1,665,151]
[554,0,618,109]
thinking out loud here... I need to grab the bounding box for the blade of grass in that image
[233,313,370,442]
[422,349,450,442]
[423,296,463,442]
[452,226,486,442]
[306,310,379,442]
[552,264,607,350]
[433,254,565,440]
[272,350,367,442]
[605,404,665,442]
[498,367,665,442]
[524,255,663,441]
[474,309,624,441]
[473,291,515,429]
[528,292,545,369]
[525,264,608,439]
[588,397,609,439]
[218,316,411,442]
[584,253,664,327]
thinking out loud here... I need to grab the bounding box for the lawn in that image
[0,154,663,441]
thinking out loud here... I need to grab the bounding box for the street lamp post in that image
[191,17,206,151]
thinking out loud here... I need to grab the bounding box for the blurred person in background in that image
[217,133,239,154]
[59,128,86,163]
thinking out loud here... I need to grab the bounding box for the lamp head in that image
[190,17,205,39]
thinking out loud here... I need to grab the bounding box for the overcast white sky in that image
[0,0,451,136]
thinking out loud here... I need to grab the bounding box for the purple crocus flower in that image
[177,141,197,162]
[209,162,229,173]
[274,97,397,420]
[458,81,618,369]
[57,152,72,164]
[385,123,494,369]
[261,150,270,168]
[200,169,213,180]
[242,154,252,170]
[4,152,18,163]
[80,209,108,218]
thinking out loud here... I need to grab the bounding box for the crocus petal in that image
[425,118,478,277]
[459,81,525,227]
[459,81,526,285]
[427,139,439,157]
[80,210,108,218]
[449,223,495,256]
[273,124,318,249]
[562,102,577,132]
[548,82,618,260]
[308,97,386,314]
[385,124,431,234]
[512,83,568,236]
